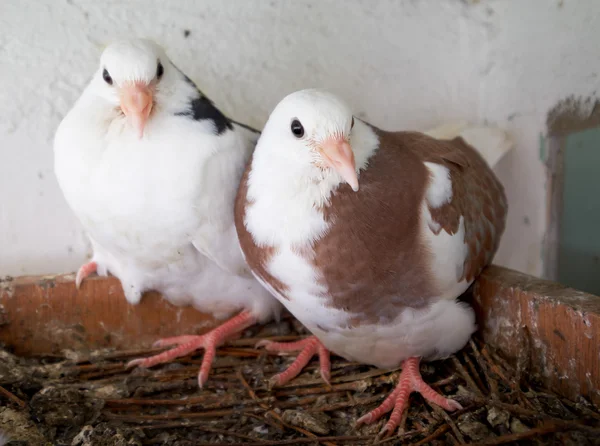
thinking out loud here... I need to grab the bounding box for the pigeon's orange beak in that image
[119,83,153,138]
[319,136,359,192]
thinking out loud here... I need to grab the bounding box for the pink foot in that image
[357,357,462,435]
[76,261,97,289]
[126,311,255,387]
[257,336,331,386]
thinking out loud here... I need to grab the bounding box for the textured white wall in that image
[0,0,598,277]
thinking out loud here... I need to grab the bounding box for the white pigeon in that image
[53,38,280,386]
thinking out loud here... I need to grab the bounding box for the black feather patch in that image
[178,95,233,134]
[175,70,233,135]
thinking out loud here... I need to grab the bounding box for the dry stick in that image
[245,412,288,434]
[274,380,372,398]
[346,390,356,406]
[500,328,539,412]
[467,420,600,446]
[109,397,271,414]
[106,392,253,407]
[104,407,263,422]
[131,378,200,398]
[273,371,397,399]
[468,395,600,428]
[523,390,554,416]
[274,366,397,390]
[81,367,130,380]
[468,396,545,419]
[445,434,459,446]
[419,403,437,425]
[72,362,126,372]
[487,348,515,375]
[468,339,499,396]
[452,357,483,396]
[307,394,383,412]
[0,385,26,408]
[371,423,442,446]
[412,424,451,446]
[559,397,600,422]
[277,392,346,410]
[487,345,536,410]
[228,335,306,347]
[185,435,374,446]
[428,403,465,444]
[518,388,541,412]
[461,350,487,395]
[430,374,460,388]
[84,346,166,361]
[479,345,510,384]
[236,368,336,446]
[141,422,260,442]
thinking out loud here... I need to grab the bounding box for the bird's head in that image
[260,89,359,191]
[93,39,173,138]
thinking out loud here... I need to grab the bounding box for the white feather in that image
[423,162,453,208]
[314,299,475,369]
[424,121,514,169]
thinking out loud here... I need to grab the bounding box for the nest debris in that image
[0,317,599,445]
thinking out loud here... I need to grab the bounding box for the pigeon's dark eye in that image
[156,61,164,79]
[351,116,355,129]
[290,119,304,138]
[102,68,113,85]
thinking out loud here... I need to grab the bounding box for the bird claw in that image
[267,374,281,390]
[124,358,145,370]
[355,413,372,426]
[447,399,463,411]
[152,339,168,348]
[197,369,210,389]
[356,357,462,434]
[377,424,391,439]
[75,261,97,289]
[255,339,272,350]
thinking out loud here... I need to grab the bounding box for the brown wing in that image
[416,133,508,283]
[313,129,507,325]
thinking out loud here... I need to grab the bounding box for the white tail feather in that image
[425,121,514,169]
[424,121,469,140]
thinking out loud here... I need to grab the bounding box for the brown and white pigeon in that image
[234,89,511,434]
[53,39,280,387]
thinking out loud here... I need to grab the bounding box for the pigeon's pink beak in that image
[119,83,153,138]
[319,137,359,192]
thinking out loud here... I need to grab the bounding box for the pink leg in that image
[257,336,331,386]
[126,311,256,387]
[357,357,462,435]
[76,261,97,289]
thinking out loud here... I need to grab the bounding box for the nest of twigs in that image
[0,315,599,445]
